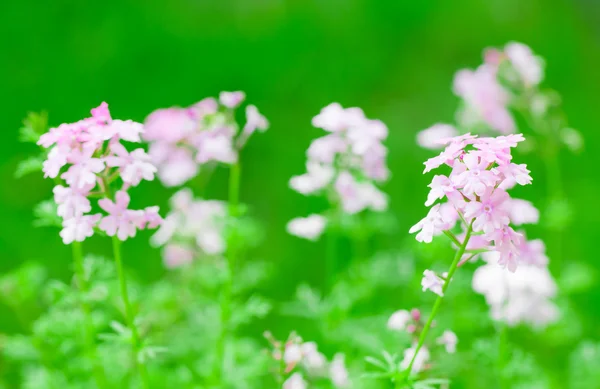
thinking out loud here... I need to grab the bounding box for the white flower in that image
[421,269,445,296]
[287,215,327,241]
[283,373,307,389]
[400,345,430,375]
[329,354,351,388]
[437,330,458,353]
[387,310,411,331]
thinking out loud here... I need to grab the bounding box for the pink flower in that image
[286,215,327,241]
[53,185,92,219]
[400,345,430,374]
[311,102,353,132]
[60,214,101,244]
[506,198,539,225]
[163,243,194,269]
[306,134,347,164]
[464,189,510,234]
[149,143,198,187]
[425,175,455,206]
[196,135,237,164]
[91,102,112,123]
[504,42,544,87]
[409,204,446,243]
[517,236,548,267]
[143,108,197,143]
[137,206,163,229]
[98,191,144,241]
[106,120,144,143]
[387,310,411,331]
[417,124,459,150]
[105,142,157,186]
[494,163,532,190]
[487,226,523,272]
[60,149,105,189]
[437,330,458,353]
[329,354,351,388]
[283,373,307,389]
[219,91,245,108]
[243,105,269,135]
[43,146,68,178]
[334,171,388,214]
[452,152,499,196]
[421,269,445,296]
[289,162,334,195]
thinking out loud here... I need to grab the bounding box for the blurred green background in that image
[1,0,599,379]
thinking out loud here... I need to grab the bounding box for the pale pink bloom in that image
[196,229,225,255]
[149,143,198,187]
[107,120,144,143]
[423,141,465,173]
[312,102,354,132]
[105,142,157,186]
[301,342,327,370]
[400,345,430,374]
[453,65,516,134]
[43,146,69,178]
[283,343,303,365]
[196,135,237,164]
[98,191,144,241]
[219,91,245,108]
[409,204,446,243]
[425,175,455,206]
[518,236,549,267]
[59,214,101,244]
[243,105,269,135]
[138,206,163,229]
[438,202,460,231]
[421,270,445,296]
[507,198,539,225]
[287,215,327,241]
[504,42,544,87]
[329,354,351,388]
[387,310,411,331]
[191,97,219,117]
[464,189,510,234]
[437,330,458,354]
[334,172,388,214]
[346,119,388,155]
[361,142,390,181]
[417,124,459,150]
[170,188,195,211]
[283,373,307,389]
[453,152,499,196]
[60,149,105,189]
[289,162,334,195]
[53,185,92,219]
[143,108,197,143]
[495,163,532,190]
[306,134,347,164]
[487,226,523,272]
[91,101,111,123]
[150,214,179,247]
[163,243,194,269]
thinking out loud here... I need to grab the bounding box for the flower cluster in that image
[287,103,389,240]
[266,332,350,389]
[143,91,268,187]
[473,251,559,328]
[387,308,458,374]
[410,133,548,273]
[150,188,227,268]
[39,102,161,244]
[417,42,545,149]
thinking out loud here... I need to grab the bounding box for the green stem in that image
[404,222,473,376]
[111,237,150,389]
[325,225,338,292]
[497,322,509,389]
[72,242,107,389]
[215,161,242,382]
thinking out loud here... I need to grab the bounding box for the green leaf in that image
[32,200,61,228]
[19,112,48,144]
[15,155,44,178]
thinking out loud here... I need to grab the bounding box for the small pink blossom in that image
[329,354,351,388]
[105,142,157,186]
[163,243,194,269]
[60,149,105,189]
[504,42,544,87]
[196,135,237,164]
[409,204,446,243]
[495,163,532,190]
[507,198,539,225]
[243,105,269,135]
[60,214,101,244]
[334,171,388,214]
[437,330,458,353]
[464,189,510,234]
[400,345,430,374]
[98,191,144,241]
[53,185,92,219]
[286,215,327,241]
[306,134,347,164]
[219,91,245,108]
[283,373,307,389]
[422,269,445,296]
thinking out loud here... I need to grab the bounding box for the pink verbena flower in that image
[105,142,156,186]
[421,269,445,296]
[59,214,101,244]
[143,93,267,187]
[98,191,145,241]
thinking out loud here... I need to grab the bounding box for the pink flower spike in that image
[91,102,112,123]
[422,269,445,296]
[59,214,101,244]
[219,91,246,108]
[98,191,143,241]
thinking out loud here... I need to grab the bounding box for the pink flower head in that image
[421,269,445,296]
[452,152,499,196]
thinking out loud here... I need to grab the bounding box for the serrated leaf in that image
[15,155,44,178]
